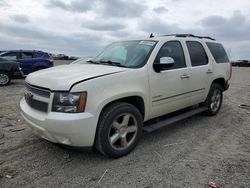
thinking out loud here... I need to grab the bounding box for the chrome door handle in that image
[206,69,213,74]
[181,73,190,79]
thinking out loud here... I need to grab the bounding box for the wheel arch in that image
[98,95,146,121]
[211,77,227,91]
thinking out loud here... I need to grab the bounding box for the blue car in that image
[0,50,54,75]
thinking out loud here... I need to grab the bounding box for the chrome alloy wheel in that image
[0,73,9,85]
[109,113,138,150]
[210,89,221,113]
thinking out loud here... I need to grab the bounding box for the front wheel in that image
[95,102,143,158]
[204,83,223,116]
[0,71,11,86]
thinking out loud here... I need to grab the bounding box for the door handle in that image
[206,69,213,74]
[180,73,190,79]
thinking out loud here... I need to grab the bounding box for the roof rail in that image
[150,33,216,41]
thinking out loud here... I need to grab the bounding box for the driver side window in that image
[155,41,186,69]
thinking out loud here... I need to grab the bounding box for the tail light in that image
[45,58,53,63]
[43,56,53,64]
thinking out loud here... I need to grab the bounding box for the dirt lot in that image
[0,61,250,188]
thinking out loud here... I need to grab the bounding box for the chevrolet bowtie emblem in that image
[24,92,33,101]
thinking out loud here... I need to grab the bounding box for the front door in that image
[149,40,191,119]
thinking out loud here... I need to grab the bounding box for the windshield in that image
[90,40,157,68]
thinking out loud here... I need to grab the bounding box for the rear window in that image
[206,42,229,63]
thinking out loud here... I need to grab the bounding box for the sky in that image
[0,0,250,60]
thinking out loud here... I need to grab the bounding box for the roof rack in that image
[149,33,216,41]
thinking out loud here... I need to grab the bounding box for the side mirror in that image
[153,57,175,72]
[160,57,175,65]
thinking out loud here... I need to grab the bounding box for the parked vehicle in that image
[231,60,250,67]
[0,50,53,75]
[0,57,23,86]
[20,34,231,158]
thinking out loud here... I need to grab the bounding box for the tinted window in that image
[33,52,44,58]
[186,41,208,66]
[155,41,186,69]
[0,57,6,62]
[206,42,229,63]
[22,52,33,59]
[1,52,19,61]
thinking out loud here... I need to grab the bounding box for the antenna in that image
[149,33,154,38]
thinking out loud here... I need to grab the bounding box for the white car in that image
[20,34,231,158]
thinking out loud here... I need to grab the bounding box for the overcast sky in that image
[0,0,250,60]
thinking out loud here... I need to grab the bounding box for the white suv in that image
[20,34,231,158]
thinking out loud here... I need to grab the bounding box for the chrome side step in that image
[143,107,208,133]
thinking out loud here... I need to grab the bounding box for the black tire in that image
[203,83,223,116]
[95,102,143,158]
[0,71,11,86]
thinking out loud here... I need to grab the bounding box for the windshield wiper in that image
[86,60,100,64]
[99,60,127,67]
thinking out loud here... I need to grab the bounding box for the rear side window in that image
[33,52,44,58]
[206,42,229,63]
[186,41,208,66]
[22,52,33,59]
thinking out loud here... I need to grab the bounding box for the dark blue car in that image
[0,50,54,75]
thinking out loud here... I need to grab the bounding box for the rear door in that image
[20,51,34,74]
[185,41,212,105]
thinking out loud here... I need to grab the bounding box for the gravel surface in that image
[0,63,250,188]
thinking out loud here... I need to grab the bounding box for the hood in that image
[26,64,128,90]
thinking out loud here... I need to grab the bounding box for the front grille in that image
[25,83,50,112]
[25,98,49,112]
[25,83,50,98]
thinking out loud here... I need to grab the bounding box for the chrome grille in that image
[25,83,50,98]
[25,83,51,112]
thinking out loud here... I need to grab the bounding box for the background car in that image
[0,57,23,86]
[0,50,54,75]
[231,60,250,67]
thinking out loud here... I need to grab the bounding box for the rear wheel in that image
[0,71,11,86]
[95,102,143,158]
[204,83,223,115]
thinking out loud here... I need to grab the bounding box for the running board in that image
[143,107,208,133]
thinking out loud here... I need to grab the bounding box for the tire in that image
[0,71,11,86]
[203,83,223,116]
[95,102,143,158]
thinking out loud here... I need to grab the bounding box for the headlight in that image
[52,92,87,113]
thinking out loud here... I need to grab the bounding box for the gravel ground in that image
[0,62,250,188]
